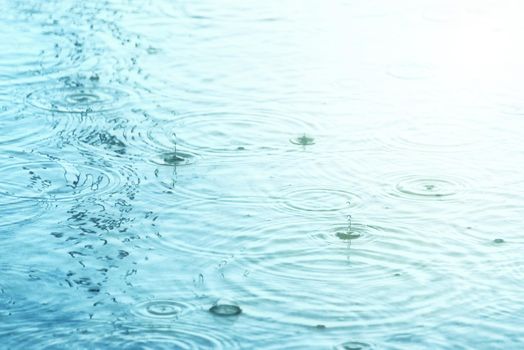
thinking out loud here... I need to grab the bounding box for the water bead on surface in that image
[209,300,242,317]
[334,341,373,350]
[162,152,186,165]
[152,151,197,166]
[310,222,379,246]
[335,231,361,241]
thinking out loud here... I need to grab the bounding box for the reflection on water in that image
[1,0,524,348]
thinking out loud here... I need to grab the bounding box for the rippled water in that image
[1,0,524,348]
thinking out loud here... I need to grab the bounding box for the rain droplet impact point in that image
[209,303,242,317]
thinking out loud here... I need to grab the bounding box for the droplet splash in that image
[290,134,315,146]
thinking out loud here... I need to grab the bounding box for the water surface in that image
[1,0,524,348]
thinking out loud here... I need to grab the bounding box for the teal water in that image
[1,0,524,349]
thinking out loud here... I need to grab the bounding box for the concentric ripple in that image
[202,217,479,330]
[173,111,316,158]
[26,86,129,113]
[0,151,125,202]
[207,244,472,330]
[311,222,379,246]
[278,187,361,215]
[133,299,195,320]
[152,151,197,166]
[104,118,200,165]
[389,175,466,201]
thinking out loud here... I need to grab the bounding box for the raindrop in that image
[150,150,196,167]
[290,134,315,146]
[209,301,242,316]
[391,175,464,201]
[335,341,373,350]
[335,231,361,241]
[162,152,186,165]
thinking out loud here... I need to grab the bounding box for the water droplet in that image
[162,152,186,165]
[209,303,242,316]
[335,341,373,350]
[150,151,196,166]
[335,231,361,240]
[290,134,315,146]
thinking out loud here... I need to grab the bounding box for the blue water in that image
[1,0,524,349]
